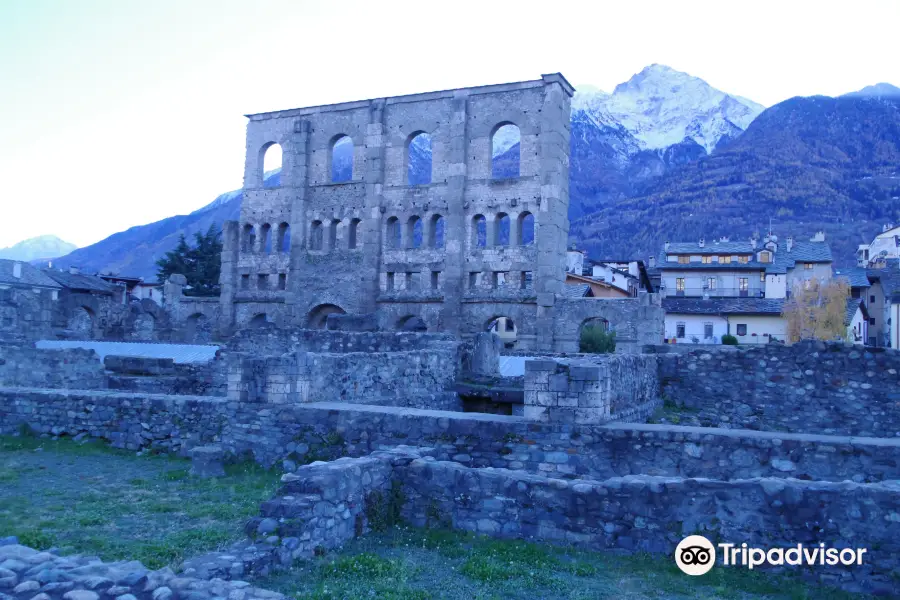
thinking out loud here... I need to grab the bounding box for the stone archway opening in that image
[486,316,517,349]
[67,306,95,339]
[579,318,615,353]
[307,304,346,329]
[397,315,428,332]
[249,313,270,328]
[185,313,212,343]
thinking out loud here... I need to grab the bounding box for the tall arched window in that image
[429,215,445,248]
[277,223,291,253]
[241,224,256,253]
[407,216,423,249]
[495,213,510,246]
[386,217,401,249]
[331,135,353,183]
[517,212,534,245]
[408,132,432,185]
[260,223,272,253]
[472,215,487,248]
[260,143,282,188]
[328,219,340,250]
[491,123,520,179]
[348,218,361,249]
[310,220,324,251]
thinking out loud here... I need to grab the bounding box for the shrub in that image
[721,334,738,345]
[580,326,616,353]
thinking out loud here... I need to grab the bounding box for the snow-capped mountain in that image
[573,64,764,153]
[843,82,900,99]
[0,235,77,262]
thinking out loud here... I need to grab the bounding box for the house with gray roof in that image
[0,259,61,340]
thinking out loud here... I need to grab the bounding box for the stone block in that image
[190,445,226,478]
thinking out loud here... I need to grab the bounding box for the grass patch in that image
[0,434,280,569]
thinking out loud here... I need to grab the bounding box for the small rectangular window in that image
[240,274,250,290]
[738,255,749,264]
[760,272,766,282]
[701,256,711,264]
[676,278,685,292]
[406,272,414,290]
[869,317,875,325]
[469,272,479,289]
[257,274,267,290]
[491,272,499,289]
[720,256,731,264]
[278,274,286,290]
[521,271,533,290]
[704,322,713,338]
[678,255,690,264]
[804,263,813,270]
[676,322,686,338]
[739,277,748,291]
[431,271,440,290]
[386,272,395,291]
[706,277,716,290]
[505,319,515,332]
[871,295,876,303]
[736,324,747,336]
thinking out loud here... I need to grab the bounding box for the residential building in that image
[658,232,833,344]
[564,249,653,298]
[856,223,900,267]
[864,262,900,347]
[845,298,869,345]
[0,259,61,340]
[835,267,875,345]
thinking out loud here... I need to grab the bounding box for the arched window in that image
[408,132,432,185]
[386,217,401,249]
[260,143,282,188]
[242,224,256,253]
[328,219,340,250]
[495,213,510,246]
[491,123,520,179]
[260,224,272,254]
[472,215,487,248]
[331,135,353,183]
[348,218,361,249]
[517,212,534,245]
[429,215,445,248]
[249,313,269,328]
[309,220,323,251]
[277,223,291,253]
[486,316,517,349]
[406,216,423,249]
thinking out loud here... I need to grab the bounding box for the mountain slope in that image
[0,235,76,262]
[571,95,900,264]
[844,83,900,99]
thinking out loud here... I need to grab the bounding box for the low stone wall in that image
[400,459,900,595]
[105,355,228,397]
[2,389,897,483]
[524,355,659,424]
[226,327,458,356]
[0,346,105,389]
[657,341,900,436]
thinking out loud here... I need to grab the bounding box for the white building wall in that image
[664,314,728,344]
[847,307,867,345]
[727,315,787,344]
[592,264,631,293]
[765,274,787,298]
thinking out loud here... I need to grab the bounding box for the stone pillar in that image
[218,221,240,335]
[286,120,310,326]
[163,274,186,308]
[227,356,265,403]
[439,91,469,334]
[361,100,387,315]
[534,75,574,351]
[523,358,608,424]
[470,332,501,377]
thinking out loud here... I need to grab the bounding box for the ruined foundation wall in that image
[2,389,897,483]
[0,346,106,389]
[657,341,900,436]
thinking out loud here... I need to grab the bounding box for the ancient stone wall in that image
[657,341,900,436]
[0,346,105,389]
[225,327,458,356]
[523,355,660,424]
[105,355,227,397]
[3,389,897,483]
[0,286,55,341]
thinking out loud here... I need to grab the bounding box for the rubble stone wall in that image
[0,346,105,389]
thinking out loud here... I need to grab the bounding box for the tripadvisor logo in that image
[675,535,716,576]
[674,535,869,575]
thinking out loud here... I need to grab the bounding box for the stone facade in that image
[656,341,900,436]
[0,347,106,390]
[214,74,663,352]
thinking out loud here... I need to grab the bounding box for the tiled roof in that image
[662,297,785,315]
[658,238,832,275]
[845,298,865,326]
[835,267,871,288]
[664,241,755,254]
[42,269,116,294]
[563,283,591,298]
[867,264,900,297]
[0,259,62,289]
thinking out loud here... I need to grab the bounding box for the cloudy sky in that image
[1,0,898,249]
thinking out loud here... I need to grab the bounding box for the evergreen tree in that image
[155,224,222,296]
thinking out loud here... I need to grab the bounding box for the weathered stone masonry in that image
[215,74,664,352]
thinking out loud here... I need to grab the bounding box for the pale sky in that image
[1,0,898,249]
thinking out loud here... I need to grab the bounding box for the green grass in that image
[0,434,280,569]
[258,527,873,600]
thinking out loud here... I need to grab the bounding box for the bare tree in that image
[783,277,850,343]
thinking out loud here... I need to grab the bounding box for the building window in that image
[870,317,876,325]
[706,277,716,290]
[277,274,286,290]
[257,274,268,290]
[240,275,249,290]
[871,295,876,304]
[521,271,533,290]
[505,319,515,332]
[701,256,711,264]
[759,251,772,263]
[736,324,747,336]
[760,272,766,282]
[738,255,749,264]
[678,256,690,264]
[405,272,415,290]
[804,263,813,269]
[676,322,685,338]
[469,272,479,288]
[720,256,731,264]
[386,272,395,291]
[431,271,440,290]
[676,278,685,293]
[739,278,748,292]
[704,322,713,339]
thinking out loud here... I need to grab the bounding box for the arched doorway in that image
[307,304,346,329]
[130,313,157,341]
[249,313,269,328]
[486,316,517,349]
[397,315,428,332]
[67,306,95,339]
[185,313,211,343]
